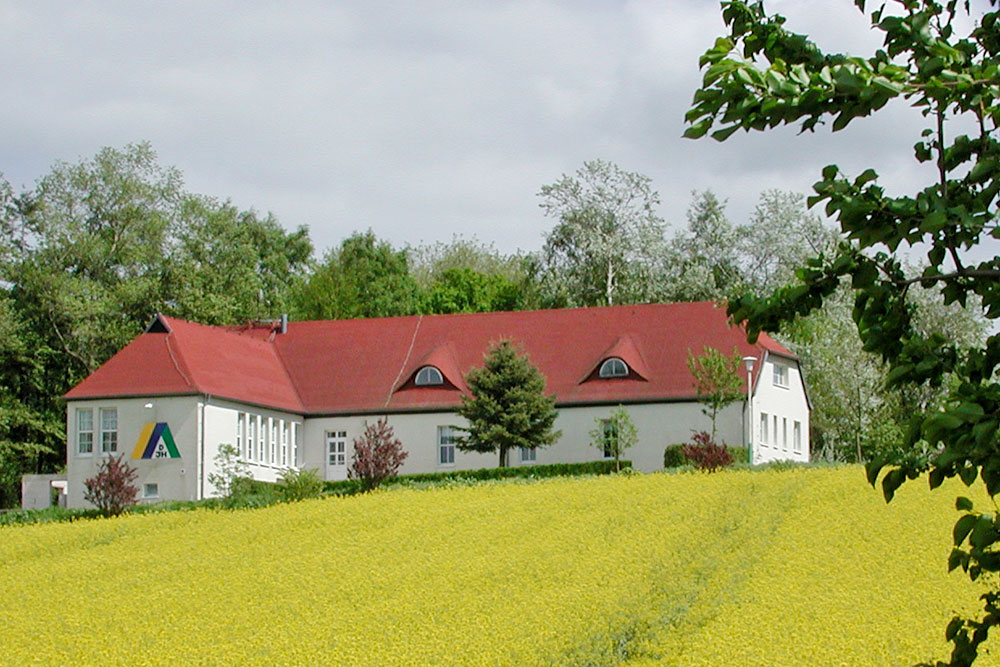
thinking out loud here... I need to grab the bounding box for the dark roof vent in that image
[145,314,171,334]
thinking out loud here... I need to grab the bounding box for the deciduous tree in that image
[349,417,408,492]
[688,1,1000,662]
[687,346,745,441]
[536,160,668,307]
[292,231,420,320]
[588,406,637,472]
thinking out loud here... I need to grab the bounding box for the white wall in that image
[750,353,811,464]
[202,398,304,496]
[66,396,201,508]
[302,400,750,477]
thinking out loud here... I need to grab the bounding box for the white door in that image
[326,430,348,480]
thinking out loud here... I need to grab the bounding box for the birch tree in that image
[537,160,667,307]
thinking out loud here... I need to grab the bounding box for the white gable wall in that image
[750,354,810,464]
[66,396,201,509]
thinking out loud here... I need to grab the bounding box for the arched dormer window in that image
[414,366,444,386]
[599,357,629,379]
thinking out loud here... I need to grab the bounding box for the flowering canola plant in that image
[0,466,991,665]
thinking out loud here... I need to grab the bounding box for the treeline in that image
[0,146,985,506]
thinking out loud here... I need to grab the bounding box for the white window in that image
[247,416,256,461]
[782,418,788,450]
[521,447,536,463]
[415,366,444,386]
[262,417,271,464]
[253,415,267,463]
[77,408,94,455]
[236,413,245,459]
[599,358,628,378]
[327,430,347,467]
[281,422,289,466]
[773,415,779,447]
[793,421,802,453]
[773,363,789,388]
[760,412,769,446]
[143,483,159,499]
[290,422,298,467]
[271,419,278,464]
[438,426,456,466]
[100,408,118,453]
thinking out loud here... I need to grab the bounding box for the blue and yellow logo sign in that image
[131,422,181,459]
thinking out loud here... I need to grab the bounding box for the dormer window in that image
[599,357,629,379]
[415,366,444,386]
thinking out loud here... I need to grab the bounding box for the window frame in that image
[598,357,629,379]
[270,419,278,465]
[760,412,769,446]
[438,426,456,467]
[236,412,245,460]
[327,430,347,468]
[281,421,289,467]
[143,483,159,499]
[99,408,118,454]
[77,408,94,456]
[793,421,802,453]
[520,446,536,463]
[773,363,789,388]
[415,366,445,386]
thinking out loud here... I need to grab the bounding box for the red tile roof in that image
[65,302,792,414]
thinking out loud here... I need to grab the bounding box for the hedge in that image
[323,459,631,495]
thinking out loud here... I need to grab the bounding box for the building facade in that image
[62,302,811,508]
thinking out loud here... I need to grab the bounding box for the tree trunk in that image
[499,447,508,468]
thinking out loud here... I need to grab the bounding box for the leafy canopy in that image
[686,346,746,442]
[688,1,1000,664]
[456,340,561,468]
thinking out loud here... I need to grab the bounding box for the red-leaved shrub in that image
[681,431,734,472]
[349,417,408,491]
[83,455,139,516]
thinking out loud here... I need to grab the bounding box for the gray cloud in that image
[0,0,990,257]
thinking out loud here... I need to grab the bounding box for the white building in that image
[62,302,810,507]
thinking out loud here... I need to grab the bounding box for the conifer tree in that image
[456,340,561,467]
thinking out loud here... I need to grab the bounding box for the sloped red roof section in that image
[66,315,304,412]
[66,302,792,414]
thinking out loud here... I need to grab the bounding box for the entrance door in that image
[326,430,348,480]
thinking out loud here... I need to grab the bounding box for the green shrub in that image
[663,444,688,469]
[728,446,749,465]
[227,477,280,508]
[277,467,325,502]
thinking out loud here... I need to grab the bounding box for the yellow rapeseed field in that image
[0,466,993,665]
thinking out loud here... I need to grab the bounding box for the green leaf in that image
[683,119,712,139]
[946,616,964,639]
[854,168,878,186]
[956,496,974,511]
[968,514,996,548]
[882,468,905,502]
[711,125,741,142]
[959,465,979,486]
[954,514,977,546]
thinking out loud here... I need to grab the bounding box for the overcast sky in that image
[0,1,993,257]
